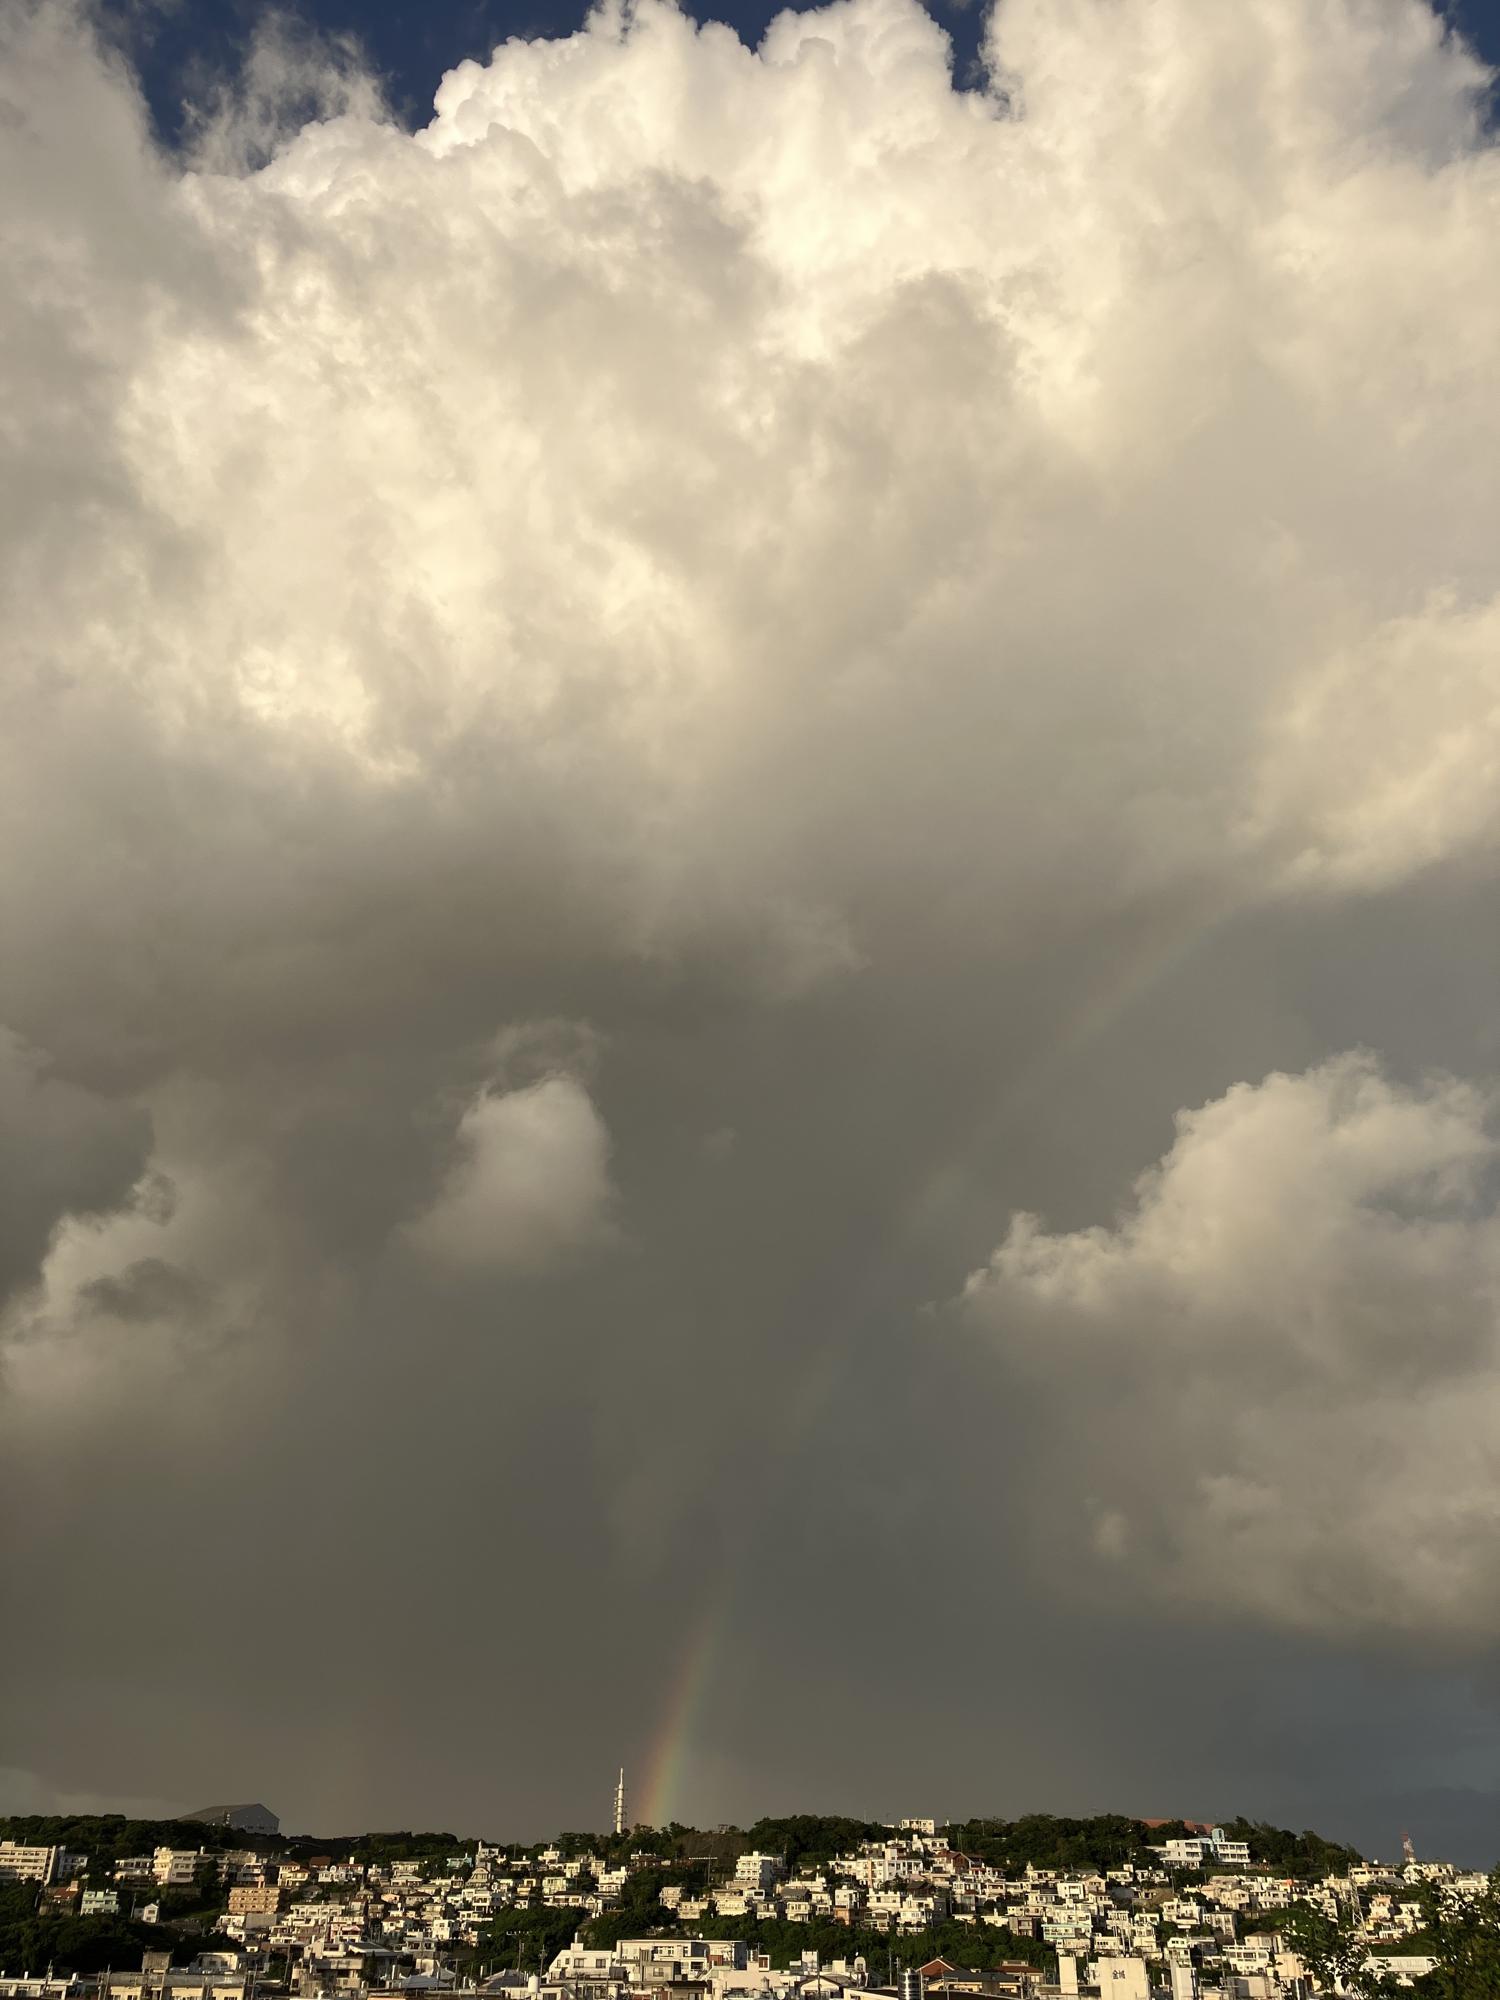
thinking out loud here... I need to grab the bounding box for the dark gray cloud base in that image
[3,0,1500,1863]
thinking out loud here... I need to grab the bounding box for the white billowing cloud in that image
[2,0,1500,1104]
[961,1053,1500,1644]
[0,0,1498,1511]
[0,0,1494,1420]
[405,1075,617,1272]
[1243,596,1500,892]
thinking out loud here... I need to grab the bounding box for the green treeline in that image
[0,1808,1369,1879]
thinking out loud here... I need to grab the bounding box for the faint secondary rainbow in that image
[636,898,1243,1831]
[1000,891,1242,1124]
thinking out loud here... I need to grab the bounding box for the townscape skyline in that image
[0,1792,1490,1878]
[0,1805,1489,1996]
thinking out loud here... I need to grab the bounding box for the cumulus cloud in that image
[3,0,1499,1094]
[405,1073,617,1271]
[961,1053,1500,1645]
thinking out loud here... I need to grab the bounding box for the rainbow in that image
[634,893,1238,1831]
[997,891,1238,1118]
[637,1584,731,1828]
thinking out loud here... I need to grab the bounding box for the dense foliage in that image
[943,1816,1169,1875]
[1278,1876,1500,2000]
[480,1903,584,1972]
[344,1833,464,1867]
[0,1883,167,1976]
[742,1820,893,1876]
[1278,1902,1394,1994]
[1212,1818,1363,1880]
[1409,1874,1500,2000]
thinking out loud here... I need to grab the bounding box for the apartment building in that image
[228,1885,286,1915]
[154,1852,209,1889]
[734,1856,785,1895]
[0,1845,59,1886]
[100,1973,246,2000]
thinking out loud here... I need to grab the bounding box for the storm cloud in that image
[3,0,1500,1858]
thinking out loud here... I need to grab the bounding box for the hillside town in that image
[0,1810,1485,2000]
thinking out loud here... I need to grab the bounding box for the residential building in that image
[0,1846,59,1886]
[735,1856,785,1895]
[229,1885,286,1915]
[154,1850,209,1888]
[1087,1963,1150,2000]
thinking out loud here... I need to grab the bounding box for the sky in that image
[3,0,1500,1867]
[90,0,1500,148]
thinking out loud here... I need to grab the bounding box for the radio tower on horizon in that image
[614,1767,627,1837]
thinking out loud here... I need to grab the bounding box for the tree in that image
[349,1832,461,1867]
[1411,1871,1500,1999]
[1279,1902,1398,1997]
[582,1868,675,1949]
[743,1820,889,1877]
[481,1903,582,1973]
[1215,1819,1362,1881]
[0,1883,163,1978]
[942,1816,1167,1877]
